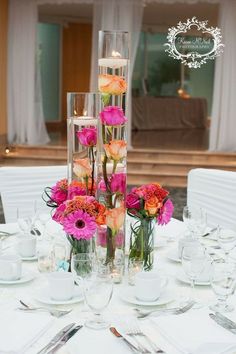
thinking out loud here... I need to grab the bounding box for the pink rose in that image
[111,173,126,194]
[126,192,141,210]
[76,127,97,147]
[52,203,66,224]
[98,179,107,192]
[100,106,127,126]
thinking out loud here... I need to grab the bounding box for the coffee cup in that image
[0,255,22,281]
[18,236,36,258]
[48,272,75,301]
[135,271,168,302]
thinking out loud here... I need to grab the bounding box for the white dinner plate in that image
[0,271,35,285]
[176,270,210,286]
[21,255,38,261]
[119,286,174,306]
[34,286,84,305]
[166,249,181,263]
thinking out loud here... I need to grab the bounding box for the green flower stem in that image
[89,147,95,195]
[85,176,89,195]
[105,226,115,264]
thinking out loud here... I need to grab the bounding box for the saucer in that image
[34,286,84,305]
[0,271,35,285]
[119,286,174,306]
[166,249,181,263]
[176,270,210,286]
[21,255,37,261]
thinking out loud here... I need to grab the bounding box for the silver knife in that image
[209,313,236,334]
[47,325,83,354]
[37,323,76,354]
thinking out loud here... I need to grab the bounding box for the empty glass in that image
[83,266,113,330]
[217,227,236,262]
[210,260,235,312]
[183,205,207,238]
[71,253,94,281]
[181,243,206,308]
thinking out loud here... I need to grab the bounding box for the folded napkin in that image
[151,309,236,354]
[0,310,53,354]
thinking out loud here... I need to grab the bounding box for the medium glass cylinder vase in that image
[67,93,99,198]
[96,31,130,282]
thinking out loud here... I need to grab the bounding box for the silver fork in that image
[126,321,164,353]
[135,300,195,319]
[18,300,72,318]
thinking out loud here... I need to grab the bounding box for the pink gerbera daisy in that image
[63,210,96,240]
[157,199,174,225]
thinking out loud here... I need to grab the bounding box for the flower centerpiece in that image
[45,179,105,255]
[126,183,174,271]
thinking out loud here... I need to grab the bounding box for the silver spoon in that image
[19,300,72,318]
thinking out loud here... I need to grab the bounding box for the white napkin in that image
[155,218,186,239]
[151,309,236,354]
[0,310,53,354]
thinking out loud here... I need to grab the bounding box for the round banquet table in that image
[1,218,236,354]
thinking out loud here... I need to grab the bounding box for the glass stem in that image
[190,278,196,301]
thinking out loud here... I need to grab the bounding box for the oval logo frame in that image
[164,17,224,68]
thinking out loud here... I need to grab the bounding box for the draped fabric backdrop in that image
[90,0,144,148]
[8,0,50,145]
[209,0,236,151]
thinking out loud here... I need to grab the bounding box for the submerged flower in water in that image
[104,140,127,161]
[100,106,127,126]
[63,210,96,240]
[111,173,126,194]
[98,74,127,95]
[76,127,97,147]
[73,158,92,178]
[157,199,174,225]
[106,205,125,235]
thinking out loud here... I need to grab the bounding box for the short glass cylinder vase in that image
[129,218,155,271]
[67,93,99,197]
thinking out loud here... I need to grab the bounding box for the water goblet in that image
[183,206,207,239]
[83,265,113,330]
[210,260,235,312]
[181,243,206,308]
[71,253,94,281]
[217,227,236,262]
[34,200,51,240]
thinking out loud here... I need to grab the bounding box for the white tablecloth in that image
[1,220,236,354]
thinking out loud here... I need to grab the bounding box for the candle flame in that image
[83,109,88,116]
[73,109,77,115]
[111,50,121,58]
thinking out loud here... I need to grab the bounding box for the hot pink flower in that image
[157,199,174,225]
[111,173,126,194]
[100,106,127,126]
[63,210,96,240]
[52,203,66,224]
[68,185,86,199]
[126,192,141,210]
[76,127,97,147]
[98,179,107,192]
[51,179,68,205]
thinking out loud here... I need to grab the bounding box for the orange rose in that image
[145,196,161,216]
[73,158,92,178]
[106,205,125,235]
[98,74,127,95]
[96,204,106,225]
[104,140,127,161]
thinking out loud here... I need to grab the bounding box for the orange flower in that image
[98,74,127,95]
[106,205,125,235]
[104,140,127,161]
[73,158,92,178]
[96,204,106,225]
[145,196,162,217]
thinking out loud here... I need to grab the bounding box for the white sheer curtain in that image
[209,0,236,151]
[8,0,50,145]
[90,0,144,147]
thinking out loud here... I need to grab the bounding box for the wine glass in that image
[71,253,94,281]
[34,200,51,240]
[17,207,34,235]
[183,206,207,238]
[210,260,235,312]
[83,265,113,330]
[217,227,236,262]
[181,243,206,308]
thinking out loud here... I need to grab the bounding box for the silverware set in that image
[210,312,236,334]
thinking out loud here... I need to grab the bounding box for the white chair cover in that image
[0,166,67,223]
[187,168,236,230]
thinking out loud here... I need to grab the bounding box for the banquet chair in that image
[187,168,236,230]
[0,165,67,223]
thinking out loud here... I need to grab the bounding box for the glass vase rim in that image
[99,30,129,35]
[67,92,102,96]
